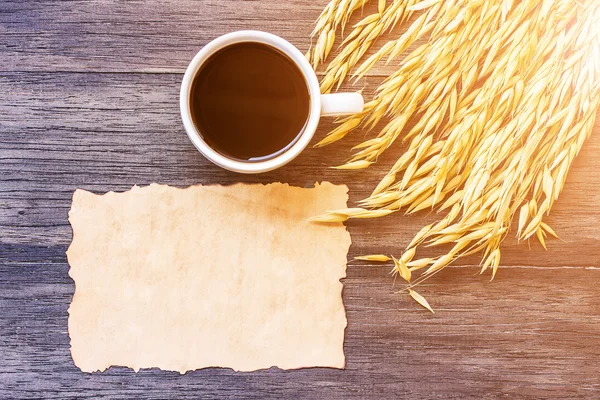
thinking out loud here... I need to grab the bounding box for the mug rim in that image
[180,30,321,174]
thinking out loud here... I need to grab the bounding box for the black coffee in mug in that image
[189,42,311,161]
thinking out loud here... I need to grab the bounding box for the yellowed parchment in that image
[67,182,350,373]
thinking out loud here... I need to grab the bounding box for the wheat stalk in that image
[311,0,600,309]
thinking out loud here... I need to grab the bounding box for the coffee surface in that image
[190,42,310,161]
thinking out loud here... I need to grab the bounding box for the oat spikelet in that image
[355,254,392,262]
[320,0,422,93]
[308,0,372,68]
[408,289,434,313]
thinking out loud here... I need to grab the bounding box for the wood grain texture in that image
[1,0,599,398]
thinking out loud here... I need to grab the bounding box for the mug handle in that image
[320,93,365,117]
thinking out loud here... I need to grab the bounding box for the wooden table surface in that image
[1,1,599,398]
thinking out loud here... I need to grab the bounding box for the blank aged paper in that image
[67,183,351,373]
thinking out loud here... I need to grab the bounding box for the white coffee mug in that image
[180,30,364,174]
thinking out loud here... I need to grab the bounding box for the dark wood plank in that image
[1,257,599,399]
[1,0,600,398]
[1,72,599,266]
[0,0,320,72]
[0,0,403,77]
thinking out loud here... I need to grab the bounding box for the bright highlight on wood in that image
[309,0,600,311]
